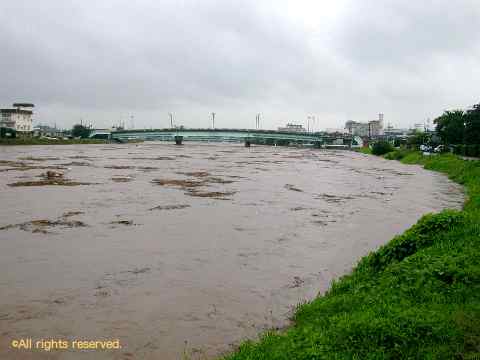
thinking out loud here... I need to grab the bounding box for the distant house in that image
[0,103,34,135]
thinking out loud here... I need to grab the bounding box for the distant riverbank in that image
[224,151,480,359]
[0,138,108,146]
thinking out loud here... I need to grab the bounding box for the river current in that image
[0,143,463,359]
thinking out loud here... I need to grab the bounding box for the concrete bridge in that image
[90,128,362,147]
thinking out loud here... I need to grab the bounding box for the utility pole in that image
[169,113,174,128]
[211,112,216,129]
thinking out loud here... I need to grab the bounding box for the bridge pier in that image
[174,135,183,145]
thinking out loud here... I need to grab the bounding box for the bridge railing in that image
[109,129,357,146]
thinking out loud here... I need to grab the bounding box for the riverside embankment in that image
[224,151,479,359]
[0,144,464,359]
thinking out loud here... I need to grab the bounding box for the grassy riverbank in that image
[0,138,108,146]
[224,151,480,359]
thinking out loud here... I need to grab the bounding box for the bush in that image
[466,145,480,157]
[453,145,480,157]
[384,149,410,160]
[361,210,466,273]
[371,141,394,155]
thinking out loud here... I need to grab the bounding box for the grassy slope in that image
[225,152,480,359]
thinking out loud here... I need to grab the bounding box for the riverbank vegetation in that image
[405,102,480,157]
[224,151,480,359]
[434,104,480,156]
[371,140,393,155]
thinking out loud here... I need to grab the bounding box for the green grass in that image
[224,151,480,359]
[0,138,108,145]
[355,147,372,155]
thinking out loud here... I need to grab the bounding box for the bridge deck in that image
[88,129,360,146]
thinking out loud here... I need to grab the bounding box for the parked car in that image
[420,144,433,152]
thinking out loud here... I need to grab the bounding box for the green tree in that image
[71,124,91,138]
[407,130,430,149]
[433,110,465,145]
[464,103,480,145]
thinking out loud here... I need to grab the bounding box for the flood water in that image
[0,143,463,359]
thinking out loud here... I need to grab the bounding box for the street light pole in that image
[211,112,216,129]
[169,113,173,128]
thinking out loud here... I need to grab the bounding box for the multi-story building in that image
[345,113,384,138]
[345,120,370,137]
[0,103,34,134]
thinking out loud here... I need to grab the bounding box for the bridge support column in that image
[244,139,251,147]
[174,135,183,145]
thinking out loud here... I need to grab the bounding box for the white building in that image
[345,120,370,137]
[325,128,349,134]
[278,123,306,133]
[384,125,410,138]
[0,103,34,134]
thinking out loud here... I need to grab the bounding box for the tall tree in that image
[71,124,91,138]
[434,110,465,145]
[464,103,480,145]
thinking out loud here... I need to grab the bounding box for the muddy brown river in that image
[0,143,463,359]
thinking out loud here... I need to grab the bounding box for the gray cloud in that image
[1,0,479,129]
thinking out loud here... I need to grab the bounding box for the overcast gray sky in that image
[1,0,479,130]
